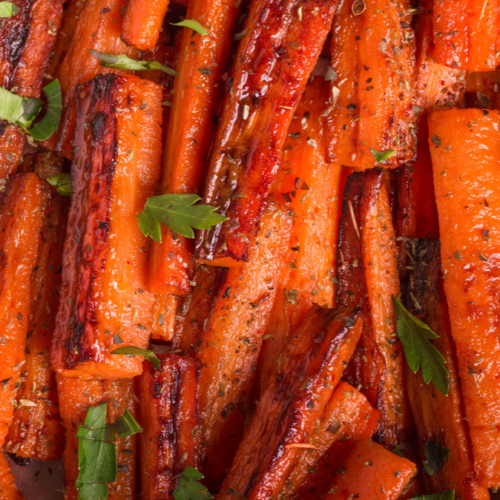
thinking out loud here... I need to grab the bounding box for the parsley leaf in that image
[110,346,162,371]
[173,466,213,500]
[392,296,450,396]
[89,49,177,76]
[369,148,396,164]
[138,194,227,241]
[115,409,143,438]
[0,1,19,17]
[411,491,455,500]
[423,440,450,476]
[47,173,72,196]
[171,19,209,36]
[28,79,62,140]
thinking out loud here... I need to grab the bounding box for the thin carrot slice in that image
[195,0,337,263]
[51,75,162,380]
[428,108,500,488]
[137,356,199,499]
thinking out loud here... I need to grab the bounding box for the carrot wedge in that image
[324,0,416,169]
[196,202,292,487]
[217,306,363,500]
[149,0,241,295]
[404,239,488,500]
[51,75,162,380]
[0,452,24,500]
[428,108,500,488]
[195,0,337,263]
[325,440,416,500]
[137,356,199,499]
[57,376,138,500]
[338,169,413,446]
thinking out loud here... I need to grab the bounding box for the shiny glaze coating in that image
[429,108,500,487]
[51,74,162,379]
[195,0,337,262]
[137,356,199,500]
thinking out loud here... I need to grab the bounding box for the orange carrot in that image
[51,75,162,380]
[149,294,178,342]
[57,376,137,499]
[325,440,416,500]
[195,0,337,264]
[149,0,242,295]
[325,0,416,170]
[0,126,25,179]
[429,108,500,487]
[0,452,24,500]
[464,71,500,109]
[137,356,199,499]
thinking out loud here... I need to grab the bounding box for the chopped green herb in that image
[171,19,209,36]
[173,466,213,500]
[28,79,62,140]
[115,409,143,438]
[392,445,405,458]
[369,148,396,164]
[0,1,19,17]
[423,440,450,476]
[47,173,72,196]
[411,491,455,500]
[110,346,161,371]
[431,135,442,148]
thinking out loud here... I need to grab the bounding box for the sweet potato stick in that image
[338,169,413,446]
[325,440,416,500]
[196,202,292,487]
[217,306,363,500]
[149,0,241,295]
[404,239,489,500]
[5,177,67,461]
[259,75,341,391]
[428,108,500,488]
[0,452,24,500]
[57,377,137,500]
[0,174,47,447]
[51,75,162,380]
[137,356,199,499]
[195,0,337,263]
[325,0,416,169]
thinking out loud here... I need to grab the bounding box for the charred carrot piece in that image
[149,0,241,295]
[325,0,416,170]
[0,126,25,179]
[0,452,24,500]
[259,75,341,392]
[217,306,363,500]
[195,0,337,264]
[404,239,488,500]
[137,356,199,499]
[325,440,416,500]
[338,169,413,447]
[5,176,67,461]
[285,382,380,497]
[196,202,292,488]
[433,0,499,72]
[51,75,162,380]
[57,376,137,500]
[428,108,500,488]
[0,173,47,447]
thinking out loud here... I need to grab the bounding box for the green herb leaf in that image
[47,173,72,196]
[0,1,19,17]
[423,440,450,476]
[171,19,209,36]
[89,49,177,76]
[411,491,455,500]
[137,211,161,243]
[369,148,396,164]
[138,194,228,241]
[392,296,450,396]
[76,403,117,500]
[115,409,143,438]
[28,79,62,140]
[110,346,162,371]
[0,87,32,125]
[391,445,405,458]
[173,466,213,500]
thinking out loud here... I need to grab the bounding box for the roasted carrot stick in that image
[149,0,242,295]
[433,0,499,72]
[338,169,413,447]
[428,108,500,488]
[0,173,47,447]
[195,0,337,264]
[57,376,137,500]
[196,202,292,487]
[325,440,416,500]
[324,0,416,170]
[51,75,162,380]
[137,356,199,499]
[464,71,500,109]
[217,306,363,500]
[149,294,178,342]
[0,452,24,500]
[0,126,25,179]
[404,239,488,500]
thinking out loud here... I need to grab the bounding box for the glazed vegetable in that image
[0,452,23,500]
[429,107,500,487]
[51,74,162,380]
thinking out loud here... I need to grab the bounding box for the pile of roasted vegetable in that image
[0,0,499,498]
